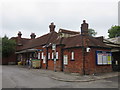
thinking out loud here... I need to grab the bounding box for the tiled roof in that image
[17,31,58,51]
[11,37,30,50]
[15,30,109,51]
[54,35,109,48]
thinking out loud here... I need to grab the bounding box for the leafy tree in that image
[88,28,97,36]
[108,25,120,38]
[2,35,16,57]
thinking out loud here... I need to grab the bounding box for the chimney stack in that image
[81,20,89,35]
[30,33,36,39]
[49,22,56,32]
[18,31,22,38]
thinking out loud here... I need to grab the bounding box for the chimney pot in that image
[18,31,22,38]
[81,20,89,35]
[30,33,36,39]
[49,22,56,32]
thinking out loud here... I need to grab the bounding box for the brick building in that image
[10,20,112,75]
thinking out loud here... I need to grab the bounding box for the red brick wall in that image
[63,47,112,75]
[35,47,46,69]
[63,48,83,74]
[2,53,17,65]
[86,48,112,74]
[35,46,112,75]
[47,46,62,71]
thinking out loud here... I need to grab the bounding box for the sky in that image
[0,0,119,39]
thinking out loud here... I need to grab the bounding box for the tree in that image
[2,35,16,57]
[108,25,120,38]
[88,28,97,36]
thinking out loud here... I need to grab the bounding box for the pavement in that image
[17,65,119,82]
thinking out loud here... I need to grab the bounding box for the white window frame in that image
[43,55,46,63]
[56,52,58,59]
[48,53,50,59]
[64,55,68,65]
[38,53,40,59]
[71,51,74,60]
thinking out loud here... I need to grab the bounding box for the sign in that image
[97,53,103,65]
[108,54,112,64]
[96,51,112,65]
[37,49,43,52]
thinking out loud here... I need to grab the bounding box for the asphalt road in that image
[2,65,119,88]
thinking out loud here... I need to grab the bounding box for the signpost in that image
[52,44,56,72]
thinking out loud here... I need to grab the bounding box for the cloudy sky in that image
[0,0,119,38]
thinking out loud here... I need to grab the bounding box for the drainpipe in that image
[60,45,64,71]
[46,45,48,69]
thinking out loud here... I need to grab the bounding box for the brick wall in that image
[47,46,63,71]
[63,47,112,75]
[2,53,17,65]
[63,48,83,74]
[35,46,112,75]
[85,48,112,74]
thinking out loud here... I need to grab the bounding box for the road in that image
[2,65,119,88]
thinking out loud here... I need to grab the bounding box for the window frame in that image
[71,51,75,61]
[48,53,50,60]
[56,52,59,60]
[38,52,41,59]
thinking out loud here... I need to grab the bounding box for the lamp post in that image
[52,44,56,72]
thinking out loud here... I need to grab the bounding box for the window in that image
[64,55,68,65]
[56,52,58,59]
[43,56,46,63]
[48,53,50,59]
[38,53,40,59]
[96,51,112,65]
[52,52,54,59]
[41,52,44,59]
[71,52,74,60]
[62,33,64,37]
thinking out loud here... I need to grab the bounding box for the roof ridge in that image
[59,28,80,32]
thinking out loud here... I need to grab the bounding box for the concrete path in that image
[18,65,119,82]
